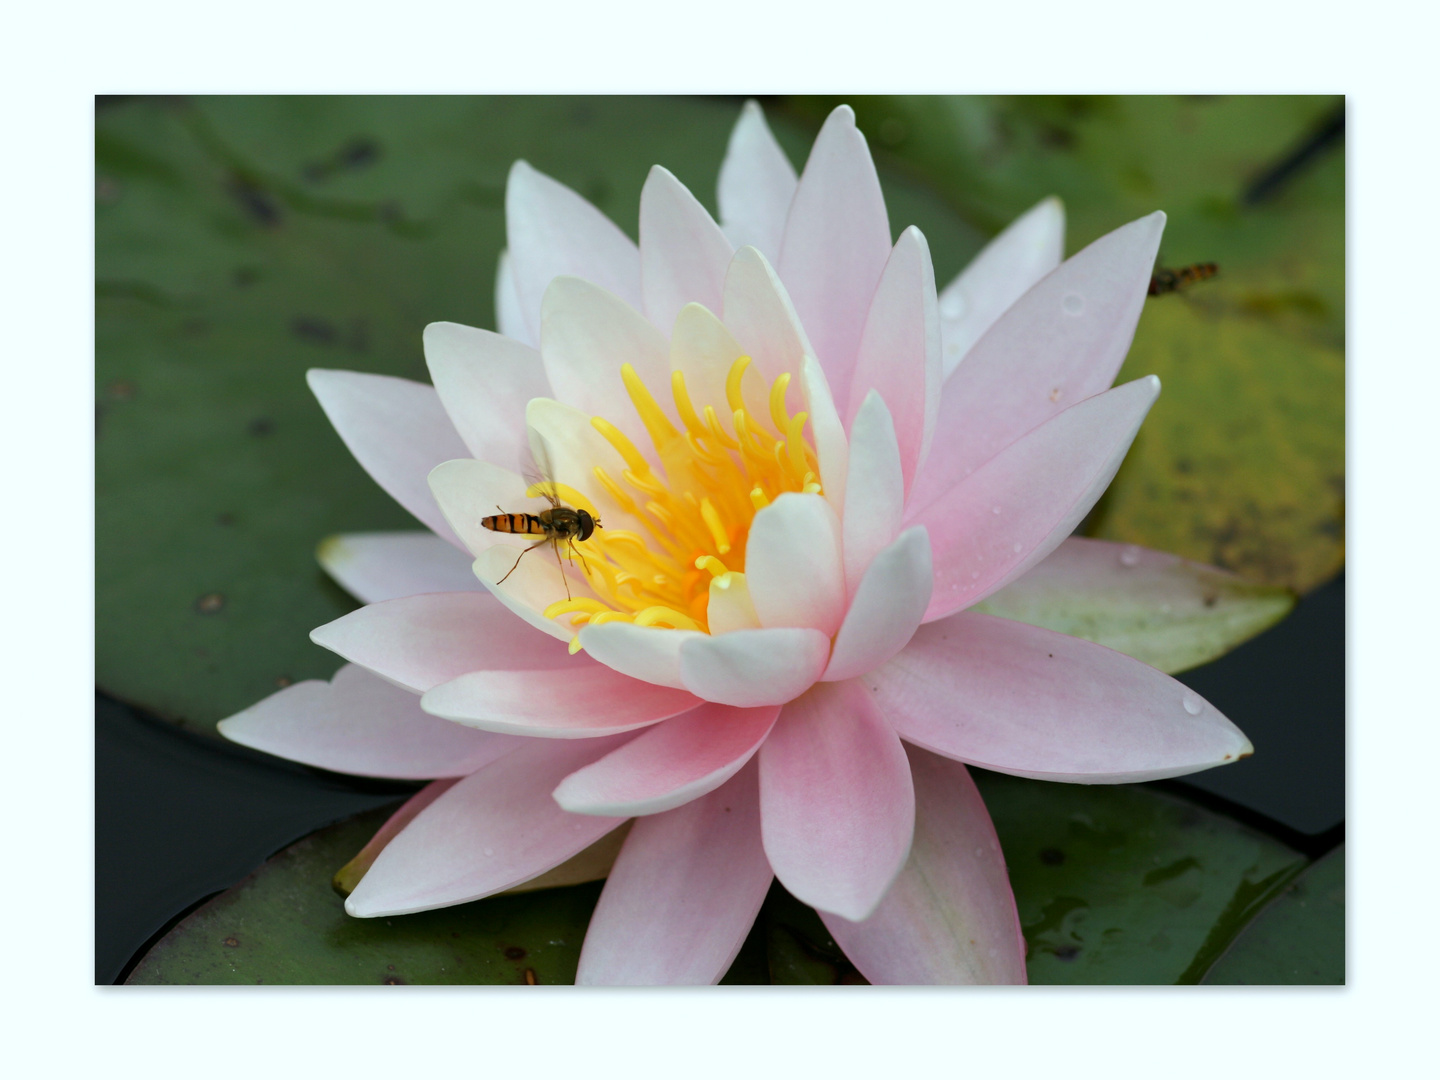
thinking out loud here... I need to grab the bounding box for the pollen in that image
[555,353,822,643]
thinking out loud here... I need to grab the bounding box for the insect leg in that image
[496,537,549,585]
[568,537,594,581]
[551,538,572,601]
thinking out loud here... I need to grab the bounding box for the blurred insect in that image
[1148,262,1218,297]
[483,446,601,600]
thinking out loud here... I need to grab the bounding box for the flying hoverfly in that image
[482,446,601,600]
[1148,262,1219,297]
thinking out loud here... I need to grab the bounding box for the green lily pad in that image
[126,804,603,985]
[1200,844,1344,984]
[971,770,1307,984]
[793,95,1344,594]
[95,95,983,733]
[130,770,1308,984]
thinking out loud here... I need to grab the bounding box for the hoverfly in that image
[1148,262,1218,297]
[482,444,601,600]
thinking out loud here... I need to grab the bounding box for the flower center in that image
[540,354,822,652]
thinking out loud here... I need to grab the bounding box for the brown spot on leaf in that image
[223,936,239,947]
[195,593,225,614]
[504,946,527,960]
[523,968,538,985]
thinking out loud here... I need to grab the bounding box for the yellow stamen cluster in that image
[541,354,822,651]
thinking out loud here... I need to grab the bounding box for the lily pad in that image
[793,95,1344,594]
[126,805,603,985]
[95,95,982,733]
[130,770,1309,984]
[1200,844,1344,984]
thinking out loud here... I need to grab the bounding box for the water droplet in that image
[940,291,967,319]
[971,571,980,579]
[991,505,1001,515]
[1012,541,1023,553]
[974,847,985,857]
[1062,293,1085,316]
[1119,544,1142,567]
[483,847,495,857]
[1181,693,1204,716]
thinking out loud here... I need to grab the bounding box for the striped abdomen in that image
[482,512,549,536]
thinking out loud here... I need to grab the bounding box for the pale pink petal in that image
[471,542,588,644]
[800,354,848,518]
[493,250,533,347]
[505,160,641,343]
[919,376,1161,623]
[640,165,734,335]
[745,493,846,636]
[938,196,1065,378]
[910,212,1164,514]
[821,745,1026,985]
[576,621,699,690]
[669,303,769,441]
[307,369,469,549]
[217,664,521,780]
[841,391,903,597]
[553,702,779,816]
[539,276,673,461]
[721,245,814,388]
[974,536,1296,675]
[848,226,942,492]
[575,761,772,985]
[870,612,1253,782]
[526,397,650,536]
[778,106,892,414]
[427,458,546,557]
[421,664,701,738]
[333,779,461,895]
[423,321,548,474]
[678,627,831,707]
[316,531,482,604]
[310,591,586,693]
[717,101,797,263]
[345,735,631,916]
[758,679,914,921]
[707,571,761,635]
[823,527,932,683]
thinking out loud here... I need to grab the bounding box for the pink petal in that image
[823,526,932,683]
[678,627,831,707]
[421,664,701,738]
[870,611,1253,782]
[938,196,1065,378]
[427,457,547,557]
[345,736,631,916]
[910,212,1164,514]
[553,701,779,816]
[471,541,589,644]
[423,321,548,474]
[575,761,772,985]
[539,276,674,461]
[721,245,815,389]
[669,302,768,442]
[310,591,585,694]
[717,100,797,263]
[800,354,849,518]
[217,664,521,780]
[706,571,761,635]
[777,105,891,415]
[526,397,651,536]
[333,778,460,895]
[493,250,533,347]
[918,376,1161,623]
[745,493,846,636]
[577,621,700,690]
[841,391,903,597]
[847,226,942,493]
[504,160,641,343]
[758,679,914,921]
[306,369,469,549]
[821,745,1026,984]
[639,165,734,335]
[315,531,482,604]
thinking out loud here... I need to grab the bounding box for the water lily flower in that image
[219,101,1252,985]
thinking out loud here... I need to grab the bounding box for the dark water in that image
[96,573,1344,984]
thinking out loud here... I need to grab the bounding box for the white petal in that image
[316,531,482,604]
[800,354,849,518]
[494,249,533,347]
[841,391,903,598]
[823,526,932,683]
[717,100,797,262]
[678,627,831,707]
[577,621,700,690]
[640,165,733,335]
[745,493,846,636]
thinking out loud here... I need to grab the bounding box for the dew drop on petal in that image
[1181,692,1204,716]
[940,291,967,320]
[1012,541,1023,553]
[1119,544,1142,567]
[483,847,495,857]
[1062,293,1085,316]
[971,571,980,579]
[991,505,1001,515]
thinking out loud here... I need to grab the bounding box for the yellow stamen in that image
[725,354,752,417]
[568,636,584,655]
[591,416,652,476]
[784,412,810,480]
[671,370,707,439]
[621,363,680,454]
[702,404,739,449]
[750,486,770,511]
[699,497,730,554]
[769,371,793,433]
[634,606,705,632]
[543,598,611,620]
[695,555,728,578]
